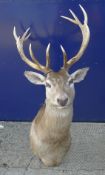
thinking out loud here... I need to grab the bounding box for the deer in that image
[13,5,90,167]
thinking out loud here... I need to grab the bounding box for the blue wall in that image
[0,1,105,122]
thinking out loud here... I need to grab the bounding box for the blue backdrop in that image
[0,0,105,122]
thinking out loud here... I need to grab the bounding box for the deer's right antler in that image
[61,4,90,70]
[13,26,52,74]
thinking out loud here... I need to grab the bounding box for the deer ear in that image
[69,67,89,83]
[24,71,45,85]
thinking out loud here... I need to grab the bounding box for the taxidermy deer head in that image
[13,5,90,167]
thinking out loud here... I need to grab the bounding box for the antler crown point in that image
[29,43,31,47]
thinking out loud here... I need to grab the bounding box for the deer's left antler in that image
[61,4,90,70]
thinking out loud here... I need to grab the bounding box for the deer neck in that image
[43,100,73,131]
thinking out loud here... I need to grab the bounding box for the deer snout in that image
[57,98,68,107]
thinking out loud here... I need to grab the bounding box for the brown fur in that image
[30,100,73,167]
[29,68,89,166]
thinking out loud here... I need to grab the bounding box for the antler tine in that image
[13,26,52,74]
[79,4,88,24]
[60,45,67,68]
[13,26,18,40]
[61,5,90,70]
[46,43,50,68]
[22,27,31,41]
[29,44,41,66]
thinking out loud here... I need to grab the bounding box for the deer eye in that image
[68,79,73,85]
[46,82,51,88]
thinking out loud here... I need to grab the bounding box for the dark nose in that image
[57,98,68,107]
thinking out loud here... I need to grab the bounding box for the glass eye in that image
[68,79,73,85]
[46,82,51,88]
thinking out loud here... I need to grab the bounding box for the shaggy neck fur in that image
[43,100,73,133]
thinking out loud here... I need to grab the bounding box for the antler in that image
[13,26,52,74]
[61,4,90,70]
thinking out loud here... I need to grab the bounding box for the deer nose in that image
[57,98,68,107]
